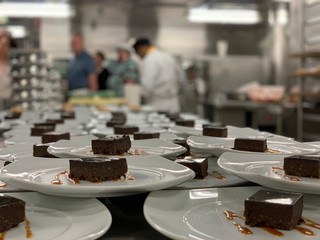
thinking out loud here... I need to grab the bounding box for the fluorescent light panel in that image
[6,26,26,38]
[0,2,73,18]
[188,8,261,24]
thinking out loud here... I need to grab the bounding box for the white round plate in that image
[144,186,320,240]
[90,126,166,138]
[169,125,273,139]
[0,122,11,135]
[47,135,186,159]
[4,129,87,145]
[0,156,195,197]
[305,141,320,149]
[0,144,33,161]
[218,152,320,194]
[0,160,25,192]
[171,157,248,189]
[168,126,202,139]
[187,136,319,157]
[4,126,86,139]
[1,192,111,240]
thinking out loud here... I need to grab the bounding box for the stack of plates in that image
[1,106,320,239]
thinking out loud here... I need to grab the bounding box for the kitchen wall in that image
[40,1,270,60]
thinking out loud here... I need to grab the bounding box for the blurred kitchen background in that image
[1,0,320,141]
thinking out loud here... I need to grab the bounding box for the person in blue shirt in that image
[67,34,97,91]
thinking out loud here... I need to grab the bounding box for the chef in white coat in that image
[133,38,183,113]
[0,29,12,110]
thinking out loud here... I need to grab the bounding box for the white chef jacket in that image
[0,65,11,99]
[0,65,11,110]
[140,49,183,113]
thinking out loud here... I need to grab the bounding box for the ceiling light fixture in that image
[0,2,74,18]
[188,5,262,25]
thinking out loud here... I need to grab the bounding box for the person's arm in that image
[140,58,158,97]
[88,73,98,91]
[87,55,98,91]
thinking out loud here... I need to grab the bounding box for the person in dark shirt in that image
[94,51,110,90]
[67,34,97,91]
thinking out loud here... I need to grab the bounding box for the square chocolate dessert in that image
[4,112,21,120]
[133,132,160,140]
[41,132,70,144]
[202,123,224,128]
[284,155,320,178]
[113,125,139,135]
[203,126,227,138]
[60,111,75,119]
[173,138,190,156]
[175,119,195,127]
[34,122,56,128]
[4,161,12,166]
[244,190,303,230]
[106,119,126,128]
[92,135,131,155]
[46,118,64,124]
[175,157,208,179]
[31,125,55,136]
[0,194,25,233]
[234,138,267,152]
[69,157,128,182]
[33,143,57,158]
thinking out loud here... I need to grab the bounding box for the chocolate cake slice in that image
[4,112,21,120]
[284,155,320,178]
[133,132,160,140]
[0,194,25,233]
[203,126,227,138]
[33,143,57,158]
[113,125,139,135]
[4,161,12,166]
[106,119,126,128]
[244,190,303,230]
[92,135,131,155]
[41,132,70,144]
[34,122,56,128]
[111,111,126,119]
[175,157,208,179]
[46,118,64,124]
[31,125,55,136]
[173,138,190,156]
[234,138,267,152]
[69,157,128,182]
[175,119,195,127]
[60,111,75,119]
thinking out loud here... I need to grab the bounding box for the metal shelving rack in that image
[290,0,320,141]
[9,49,63,111]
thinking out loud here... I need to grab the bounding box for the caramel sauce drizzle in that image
[271,166,300,181]
[261,227,284,237]
[224,210,244,220]
[303,217,320,230]
[125,173,135,180]
[209,171,225,180]
[128,149,142,155]
[224,210,318,237]
[112,173,135,182]
[0,181,7,188]
[51,171,78,185]
[223,211,252,235]
[0,231,6,240]
[267,149,282,154]
[25,218,33,238]
[294,226,316,236]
